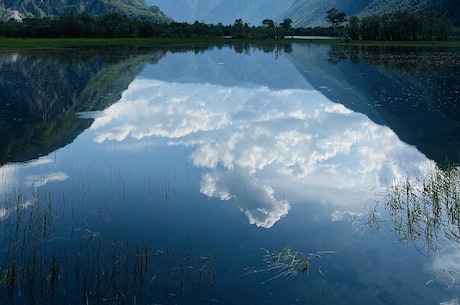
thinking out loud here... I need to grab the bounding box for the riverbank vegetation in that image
[383,163,460,252]
[0,8,456,42]
[345,10,452,41]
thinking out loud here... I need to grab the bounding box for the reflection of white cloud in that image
[88,78,430,227]
[441,299,459,305]
[28,172,69,188]
[89,80,233,143]
[430,249,460,288]
[0,199,36,222]
[331,210,363,222]
[0,208,8,219]
[201,170,290,228]
[0,164,17,195]
[27,157,54,166]
[1,157,69,207]
[0,157,65,221]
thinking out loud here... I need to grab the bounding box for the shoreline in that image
[1,37,460,49]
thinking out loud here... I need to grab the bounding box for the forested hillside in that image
[148,0,459,28]
[281,0,458,27]
[0,0,171,22]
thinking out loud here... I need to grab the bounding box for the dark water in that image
[0,43,459,305]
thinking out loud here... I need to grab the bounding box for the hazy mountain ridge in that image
[147,0,458,27]
[279,0,369,27]
[1,0,456,27]
[280,0,458,27]
[0,0,171,22]
[148,0,295,25]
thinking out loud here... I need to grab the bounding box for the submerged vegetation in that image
[0,179,217,304]
[384,163,460,252]
[261,245,310,283]
[244,245,335,285]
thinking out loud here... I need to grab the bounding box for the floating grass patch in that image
[244,245,336,285]
[262,245,310,283]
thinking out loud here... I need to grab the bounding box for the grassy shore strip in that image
[1,37,460,49]
[0,37,200,49]
[335,39,460,47]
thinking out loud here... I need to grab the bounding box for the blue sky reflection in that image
[85,76,430,228]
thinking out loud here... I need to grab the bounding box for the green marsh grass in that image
[1,37,459,50]
[384,163,460,252]
[244,245,336,285]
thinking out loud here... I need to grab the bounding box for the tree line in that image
[327,8,451,41]
[0,14,296,39]
[0,9,452,40]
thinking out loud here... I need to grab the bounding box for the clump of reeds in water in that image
[245,245,335,285]
[385,163,460,252]
[0,182,218,305]
[262,245,309,283]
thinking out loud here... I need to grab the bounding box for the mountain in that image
[0,0,172,22]
[147,0,458,27]
[279,0,370,27]
[147,0,294,25]
[281,0,458,27]
[0,46,167,165]
[286,44,460,165]
[1,0,456,27]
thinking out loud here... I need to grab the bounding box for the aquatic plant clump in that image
[385,163,460,251]
[263,245,309,281]
[245,245,335,285]
[0,186,218,305]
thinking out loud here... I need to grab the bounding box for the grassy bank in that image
[0,37,217,49]
[1,37,460,49]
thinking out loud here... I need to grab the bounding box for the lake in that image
[0,42,460,304]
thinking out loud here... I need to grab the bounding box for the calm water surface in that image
[0,43,459,304]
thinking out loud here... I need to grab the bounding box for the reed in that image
[384,163,460,251]
[0,174,217,304]
[243,245,336,285]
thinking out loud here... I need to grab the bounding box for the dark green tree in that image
[280,18,293,31]
[360,15,381,40]
[261,19,277,38]
[280,18,293,36]
[347,16,360,40]
[232,18,249,38]
[326,8,347,29]
[262,19,275,28]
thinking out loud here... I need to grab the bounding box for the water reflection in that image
[384,164,460,250]
[1,43,460,304]
[291,44,460,166]
[84,51,431,228]
[0,47,167,165]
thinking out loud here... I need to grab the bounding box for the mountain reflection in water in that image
[1,43,460,305]
[82,47,432,228]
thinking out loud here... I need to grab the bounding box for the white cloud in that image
[0,157,58,195]
[0,157,69,221]
[441,299,460,305]
[87,78,430,227]
[430,249,460,288]
[90,79,233,143]
[30,172,69,188]
[200,169,290,228]
[0,208,8,219]
[0,164,18,196]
